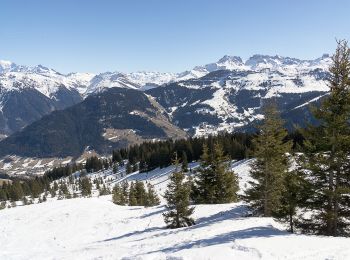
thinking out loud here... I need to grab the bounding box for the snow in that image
[1,159,350,260]
[0,54,332,100]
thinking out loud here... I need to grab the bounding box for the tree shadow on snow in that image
[138,206,166,219]
[97,204,287,251]
[98,226,165,242]
[143,225,287,255]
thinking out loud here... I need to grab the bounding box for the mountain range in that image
[0,54,331,160]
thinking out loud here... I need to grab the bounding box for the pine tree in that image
[121,181,129,205]
[145,183,160,207]
[192,142,239,204]
[80,178,92,197]
[112,184,125,205]
[192,143,215,203]
[276,168,307,233]
[163,156,195,228]
[245,102,292,217]
[126,162,133,174]
[299,40,350,236]
[128,182,137,206]
[134,181,147,205]
[211,142,239,203]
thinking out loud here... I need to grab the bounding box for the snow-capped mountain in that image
[0,54,332,141]
[147,55,332,135]
[0,54,332,96]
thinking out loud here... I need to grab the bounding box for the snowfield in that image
[1,160,350,260]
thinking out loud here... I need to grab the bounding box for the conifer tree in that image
[128,182,137,206]
[276,168,307,233]
[126,162,133,174]
[112,184,124,205]
[80,178,92,197]
[299,40,350,236]
[192,143,214,203]
[9,180,24,202]
[211,142,239,203]
[163,155,195,228]
[134,181,146,205]
[121,181,129,205]
[30,179,42,199]
[245,102,292,217]
[145,183,160,207]
[193,142,239,204]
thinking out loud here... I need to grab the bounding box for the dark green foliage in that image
[134,181,147,206]
[112,184,125,205]
[44,163,83,181]
[126,163,133,174]
[121,182,129,205]
[112,150,122,163]
[113,180,159,207]
[245,102,292,217]
[80,178,92,197]
[112,132,253,173]
[192,142,239,204]
[163,160,195,228]
[145,183,160,207]
[85,156,104,173]
[276,169,307,233]
[298,40,350,236]
[128,182,137,206]
[99,184,111,196]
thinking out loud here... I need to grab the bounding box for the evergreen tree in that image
[8,180,24,202]
[276,168,307,233]
[145,183,160,207]
[112,184,125,205]
[80,178,92,197]
[163,156,195,228]
[121,181,129,205]
[245,102,292,217]
[128,182,137,206]
[134,181,147,205]
[299,40,350,236]
[126,162,133,174]
[192,143,214,203]
[193,142,239,204]
[211,142,239,203]
[112,150,122,163]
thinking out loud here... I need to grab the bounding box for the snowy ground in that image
[1,160,350,260]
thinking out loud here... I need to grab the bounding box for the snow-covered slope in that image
[1,159,349,260]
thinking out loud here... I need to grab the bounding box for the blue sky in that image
[1,0,349,73]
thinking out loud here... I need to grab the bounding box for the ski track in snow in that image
[1,159,350,260]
